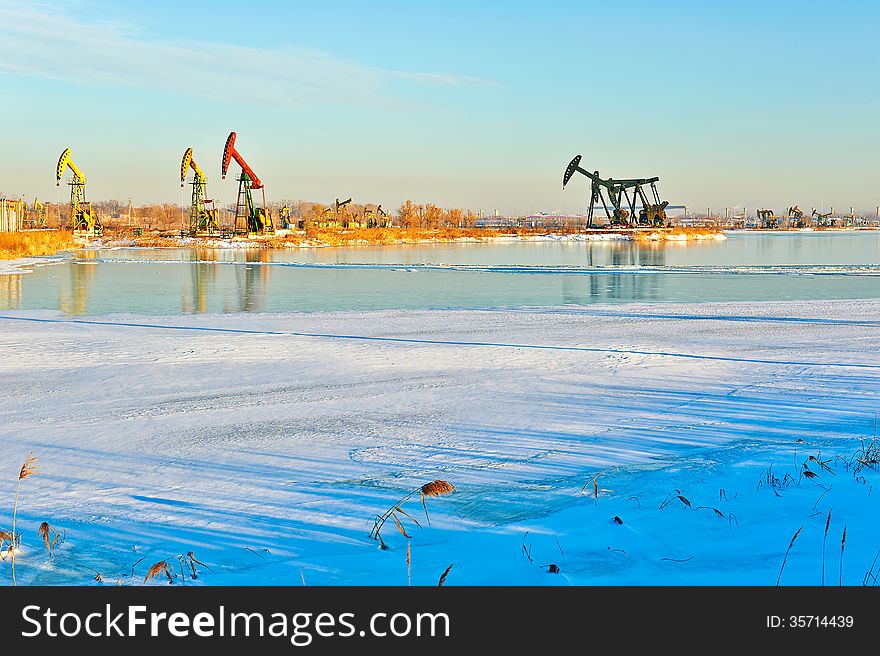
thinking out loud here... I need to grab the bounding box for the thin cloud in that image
[0,1,488,107]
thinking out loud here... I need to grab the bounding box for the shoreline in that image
[2,225,876,277]
[0,227,727,274]
[0,254,67,276]
[99,226,729,250]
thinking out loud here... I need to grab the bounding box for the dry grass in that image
[111,226,506,250]
[665,226,724,236]
[0,530,13,561]
[119,236,184,248]
[659,489,691,509]
[521,532,533,563]
[863,550,880,586]
[264,227,501,248]
[144,560,174,584]
[633,226,725,241]
[143,552,208,585]
[37,522,64,558]
[847,437,880,474]
[821,509,832,586]
[108,223,729,251]
[0,231,76,260]
[438,563,454,587]
[421,480,455,497]
[18,455,38,481]
[369,479,455,544]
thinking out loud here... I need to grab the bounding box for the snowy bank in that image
[0,255,65,276]
[0,300,878,585]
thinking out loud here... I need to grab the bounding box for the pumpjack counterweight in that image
[562,155,669,228]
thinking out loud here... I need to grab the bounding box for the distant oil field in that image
[2,144,878,247]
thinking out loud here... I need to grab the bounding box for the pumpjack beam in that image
[563,156,659,187]
[335,197,353,227]
[562,154,668,229]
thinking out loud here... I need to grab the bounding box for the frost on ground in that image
[0,300,878,586]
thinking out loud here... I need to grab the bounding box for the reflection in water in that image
[230,249,271,313]
[11,233,880,316]
[0,275,22,310]
[582,242,668,303]
[59,250,96,315]
[183,248,218,314]
[181,248,272,313]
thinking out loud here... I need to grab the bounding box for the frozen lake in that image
[2,231,879,315]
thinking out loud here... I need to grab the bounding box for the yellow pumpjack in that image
[56,148,101,236]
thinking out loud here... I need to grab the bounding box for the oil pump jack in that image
[788,205,806,228]
[562,155,669,228]
[278,205,293,228]
[31,197,46,228]
[221,131,274,235]
[757,208,776,228]
[56,148,101,235]
[362,204,389,228]
[812,208,832,226]
[335,197,352,226]
[377,204,389,227]
[180,148,220,235]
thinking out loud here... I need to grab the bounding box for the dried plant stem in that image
[10,453,38,587]
[10,479,22,586]
[144,552,208,585]
[369,489,418,540]
[863,549,880,586]
[37,522,63,558]
[839,525,847,586]
[438,563,454,587]
[369,480,454,543]
[776,525,803,586]
[821,509,832,586]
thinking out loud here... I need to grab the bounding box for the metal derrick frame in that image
[189,177,220,235]
[68,177,101,235]
[563,155,668,229]
[233,172,273,235]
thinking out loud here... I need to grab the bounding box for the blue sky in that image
[1,0,878,214]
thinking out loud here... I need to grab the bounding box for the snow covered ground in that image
[0,300,878,586]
